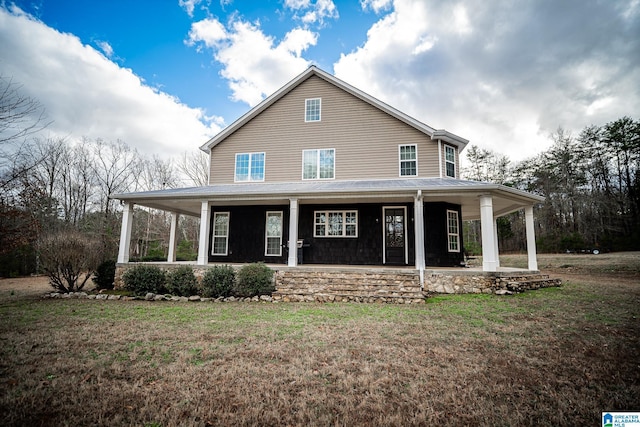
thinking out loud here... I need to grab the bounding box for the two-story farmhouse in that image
[113,66,549,298]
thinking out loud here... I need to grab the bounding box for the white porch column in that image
[117,202,134,264]
[479,195,497,272]
[493,217,501,268]
[414,192,426,286]
[288,198,299,267]
[525,205,538,271]
[197,202,211,265]
[167,212,179,263]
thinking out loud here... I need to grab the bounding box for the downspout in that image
[437,139,443,178]
[415,190,425,290]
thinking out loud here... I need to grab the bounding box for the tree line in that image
[462,117,640,254]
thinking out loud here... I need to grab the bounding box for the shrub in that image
[122,265,166,296]
[202,265,235,298]
[166,265,199,296]
[38,231,102,293]
[93,260,116,290]
[233,263,274,297]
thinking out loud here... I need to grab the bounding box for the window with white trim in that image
[303,148,334,180]
[265,211,283,256]
[399,144,417,176]
[212,212,230,255]
[235,152,265,182]
[314,210,357,237]
[447,210,460,252]
[305,98,321,122]
[445,145,456,178]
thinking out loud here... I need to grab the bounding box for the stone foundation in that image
[114,264,561,302]
[426,271,562,295]
[273,268,424,304]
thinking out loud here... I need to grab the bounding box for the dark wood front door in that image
[384,207,406,265]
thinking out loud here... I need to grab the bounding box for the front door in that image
[384,207,406,265]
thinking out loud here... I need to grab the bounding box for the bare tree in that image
[179,150,209,186]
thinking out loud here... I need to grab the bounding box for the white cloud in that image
[178,0,202,17]
[335,0,640,161]
[360,0,393,14]
[96,40,114,58]
[0,6,222,159]
[187,17,317,106]
[284,0,338,26]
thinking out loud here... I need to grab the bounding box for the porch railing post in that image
[168,212,179,263]
[117,202,133,264]
[288,198,299,267]
[479,195,497,272]
[525,205,538,271]
[197,202,211,265]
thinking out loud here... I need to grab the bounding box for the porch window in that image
[444,145,456,178]
[399,144,417,176]
[235,152,265,182]
[303,148,334,180]
[212,212,230,255]
[265,211,283,256]
[314,210,357,237]
[447,210,460,252]
[305,98,321,122]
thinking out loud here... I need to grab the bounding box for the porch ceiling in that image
[112,178,543,219]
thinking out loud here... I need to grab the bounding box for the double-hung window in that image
[447,210,460,252]
[265,211,283,256]
[314,210,357,237]
[305,98,321,122]
[399,144,417,176]
[303,148,334,180]
[444,145,456,178]
[212,212,230,255]
[235,152,265,182]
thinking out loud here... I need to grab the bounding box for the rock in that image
[179,296,189,302]
[95,294,108,300]
[153,295,165,301]
[495,289,513,296]
[87,294,97,299]
[108,294,121,300]
[61,293,71,299]
[251,296,260,302]
[259,295,272,302]
[200,298,211,302]
[145,293,155,301]
[225,296,236,302]
[188,295,201,302]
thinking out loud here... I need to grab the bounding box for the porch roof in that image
[112,178,544,220]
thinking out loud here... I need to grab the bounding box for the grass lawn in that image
[0,253,638,426]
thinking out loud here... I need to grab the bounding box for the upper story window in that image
[305,98,321,122]
[303,148,334,180]
[444,145,456,178]
[399,144,417,176]
[235,152,265,182]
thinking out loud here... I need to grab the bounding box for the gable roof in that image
[200,66,469,152]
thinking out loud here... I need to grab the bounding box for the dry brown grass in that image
[1,254,639,426]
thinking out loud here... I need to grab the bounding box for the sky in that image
[1,0,639,165]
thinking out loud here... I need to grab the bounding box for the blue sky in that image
[1,0,638,162]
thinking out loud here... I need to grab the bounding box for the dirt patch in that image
[0,276,53,299]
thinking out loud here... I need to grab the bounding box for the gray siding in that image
[210,75,441,184]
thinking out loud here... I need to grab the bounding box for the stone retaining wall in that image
[426,271,562,295]
[273,268,425,303]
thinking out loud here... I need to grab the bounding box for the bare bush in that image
[38,230,102,292]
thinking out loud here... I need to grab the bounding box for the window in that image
[235,152,265,182]
[314,210,357,237]
[445,145,456,178]
[265,211,283,256]
[303,148,334,179]
[212,212,230,255]
[447,210,460,252]
[399,144,417,176]
[305,98,321,122]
